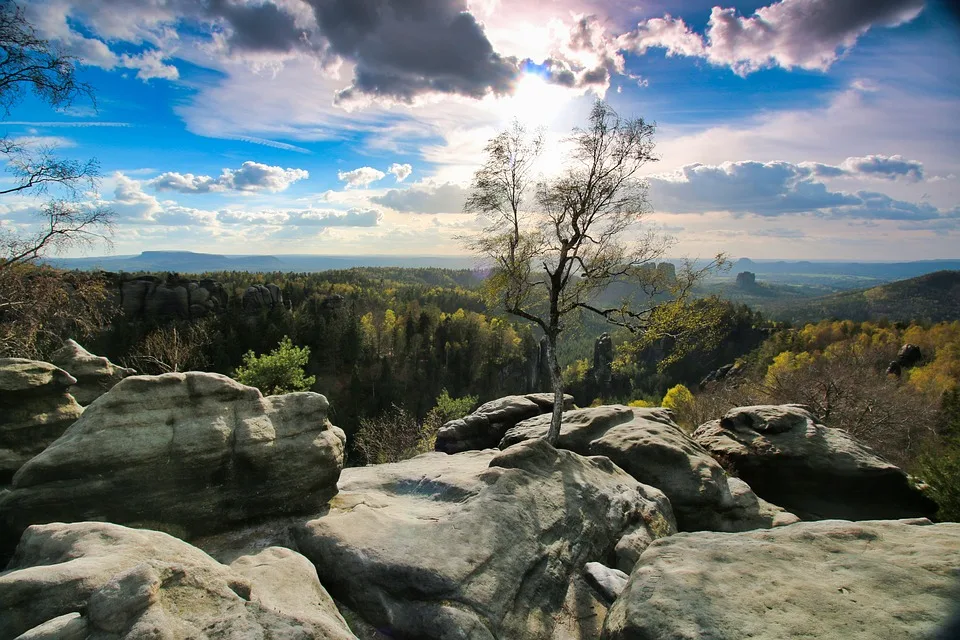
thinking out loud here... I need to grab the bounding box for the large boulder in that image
[435,393,573,454]
[294,440,677,639]
[502,405,797,532]
[0,372,345,549]
[603,518,960,640]
[0,521,356,639]
[693,405,938,521]
[49,339,136,406]
[0,359,82,484]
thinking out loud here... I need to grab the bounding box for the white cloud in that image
[338,166,387,189]
[119,50,179,81]
[388,163,413,182]
[371,182,468,214]
[151,161,309,194]
[627,0,925,74]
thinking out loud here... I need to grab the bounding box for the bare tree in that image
[467,101,724,444]
[0,1,112,270]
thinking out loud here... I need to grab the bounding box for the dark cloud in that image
[650,161,859,215]
[307,0,520,102]
[650,159,956,226]
[207,0,308,54]
[371,182,467,213]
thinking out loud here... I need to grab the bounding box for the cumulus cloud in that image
[26,0,530,102]
[649,159,956,226]
[650,161,860,215]
[626,0,925,74]
[388,163,413,182]
[338,167,386,189]
[371,182,468,213]
[216,207,381,227]
[151,161,309,193]
[288,208,381,227]
[539,15,630,91]
[109,174,215,225]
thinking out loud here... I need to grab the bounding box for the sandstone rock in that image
[693,404,938,520]
[0,359,82,484]
[49,339,136,406]
[602,518,960,640]
[294,440,675,639]
[14,612,88,640]
[897,343,923,368]
[502,405,797,532]
[120,276,227,320]
[242,284,283,313]
[584,562,629,604]
[435,393,574,454]
[0,521,356,639]
[0,372,345,549]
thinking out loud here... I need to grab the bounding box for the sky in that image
[2,0,960,261]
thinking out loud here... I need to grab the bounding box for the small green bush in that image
[233,336,315,395]
[916,439,960,522]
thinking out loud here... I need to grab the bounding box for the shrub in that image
[628,398,655,408]
[916,439,960,522]
[662,383,696,430]
[433,388,477,422]
[233,336,315,395]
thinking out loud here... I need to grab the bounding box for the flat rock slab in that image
[603,518,960,640]
[295,439,675,640]
[0,521,356,639]
[693,404,938,520]
[503,405,797,532]
[0,372,345,550]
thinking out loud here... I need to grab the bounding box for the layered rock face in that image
[294,439,676,639]
[0,372,345,546]
[502,405,797,532]
[435,393,574,453]
[693,405,938,521]
[49,339,136,406]
[0,359,82,484]
[603,518,960,640]
[0,521,356,639]
[120,275,227,320]
[242,284,283,313]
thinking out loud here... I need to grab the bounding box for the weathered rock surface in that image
[693,404,938,520]
[49,339,136,406]
[584,562,629,604]
[502,406,798,532]
[120,275,227,320]
[0,521,356,639]
[0,359,82,484]
[294,440,676,639]
[0,372,345,548]
[603,518,960,640]
[435,393,574,454]
[242,283,283,313]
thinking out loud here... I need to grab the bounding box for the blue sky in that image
[2,0,959,260]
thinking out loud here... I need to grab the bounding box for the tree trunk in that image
[545,334,564,445]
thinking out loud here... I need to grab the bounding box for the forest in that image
[3,262,959,522]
